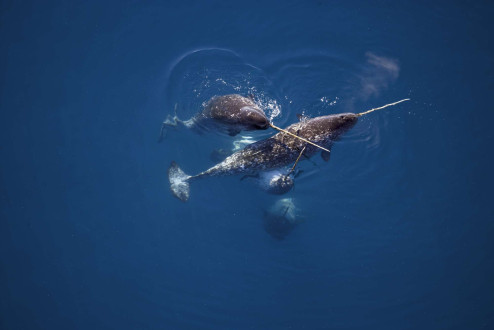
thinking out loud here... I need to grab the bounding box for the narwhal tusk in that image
[289,145,307,175]
[269,123,331,153]
[357,98,410,117]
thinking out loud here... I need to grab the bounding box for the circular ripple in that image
[163,48,285,134]
[163,48,406,195]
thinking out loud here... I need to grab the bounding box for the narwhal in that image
[159,94,270,141]
[168,99,409,201]
[263,198,305,240]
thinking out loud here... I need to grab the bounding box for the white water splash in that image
[232,135,258,151]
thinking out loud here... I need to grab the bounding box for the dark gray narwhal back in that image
[159,93,270,140]
[200,94,270,134]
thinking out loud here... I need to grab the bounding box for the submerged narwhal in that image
[168,99,409,202]
[263,198,305,240]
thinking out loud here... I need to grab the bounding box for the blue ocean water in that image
[1,1,493,329]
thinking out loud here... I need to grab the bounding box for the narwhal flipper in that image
[240,173,259,181]
[168,161,192,202]
[321,150,331,162]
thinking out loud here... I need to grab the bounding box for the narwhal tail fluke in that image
[159,104,183,143]
[158,115,184,143]
[168,161,192,202]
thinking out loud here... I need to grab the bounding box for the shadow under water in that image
[263,198,305,240]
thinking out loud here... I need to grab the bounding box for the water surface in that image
[1,1,493,329]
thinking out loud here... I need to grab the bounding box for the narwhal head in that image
[330,113,359,129]
[266,172,294,195]
[299,99,410,143]
[316,113,359,140]
[240,106,270,130]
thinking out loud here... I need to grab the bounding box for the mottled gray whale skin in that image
[168,112,358,201]
[160,94,269,140]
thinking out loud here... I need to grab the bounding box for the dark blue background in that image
[1,1,493,329]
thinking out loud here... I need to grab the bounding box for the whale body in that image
[263,198,305,240]
[168,112,358,201]
[159,94,269,140]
